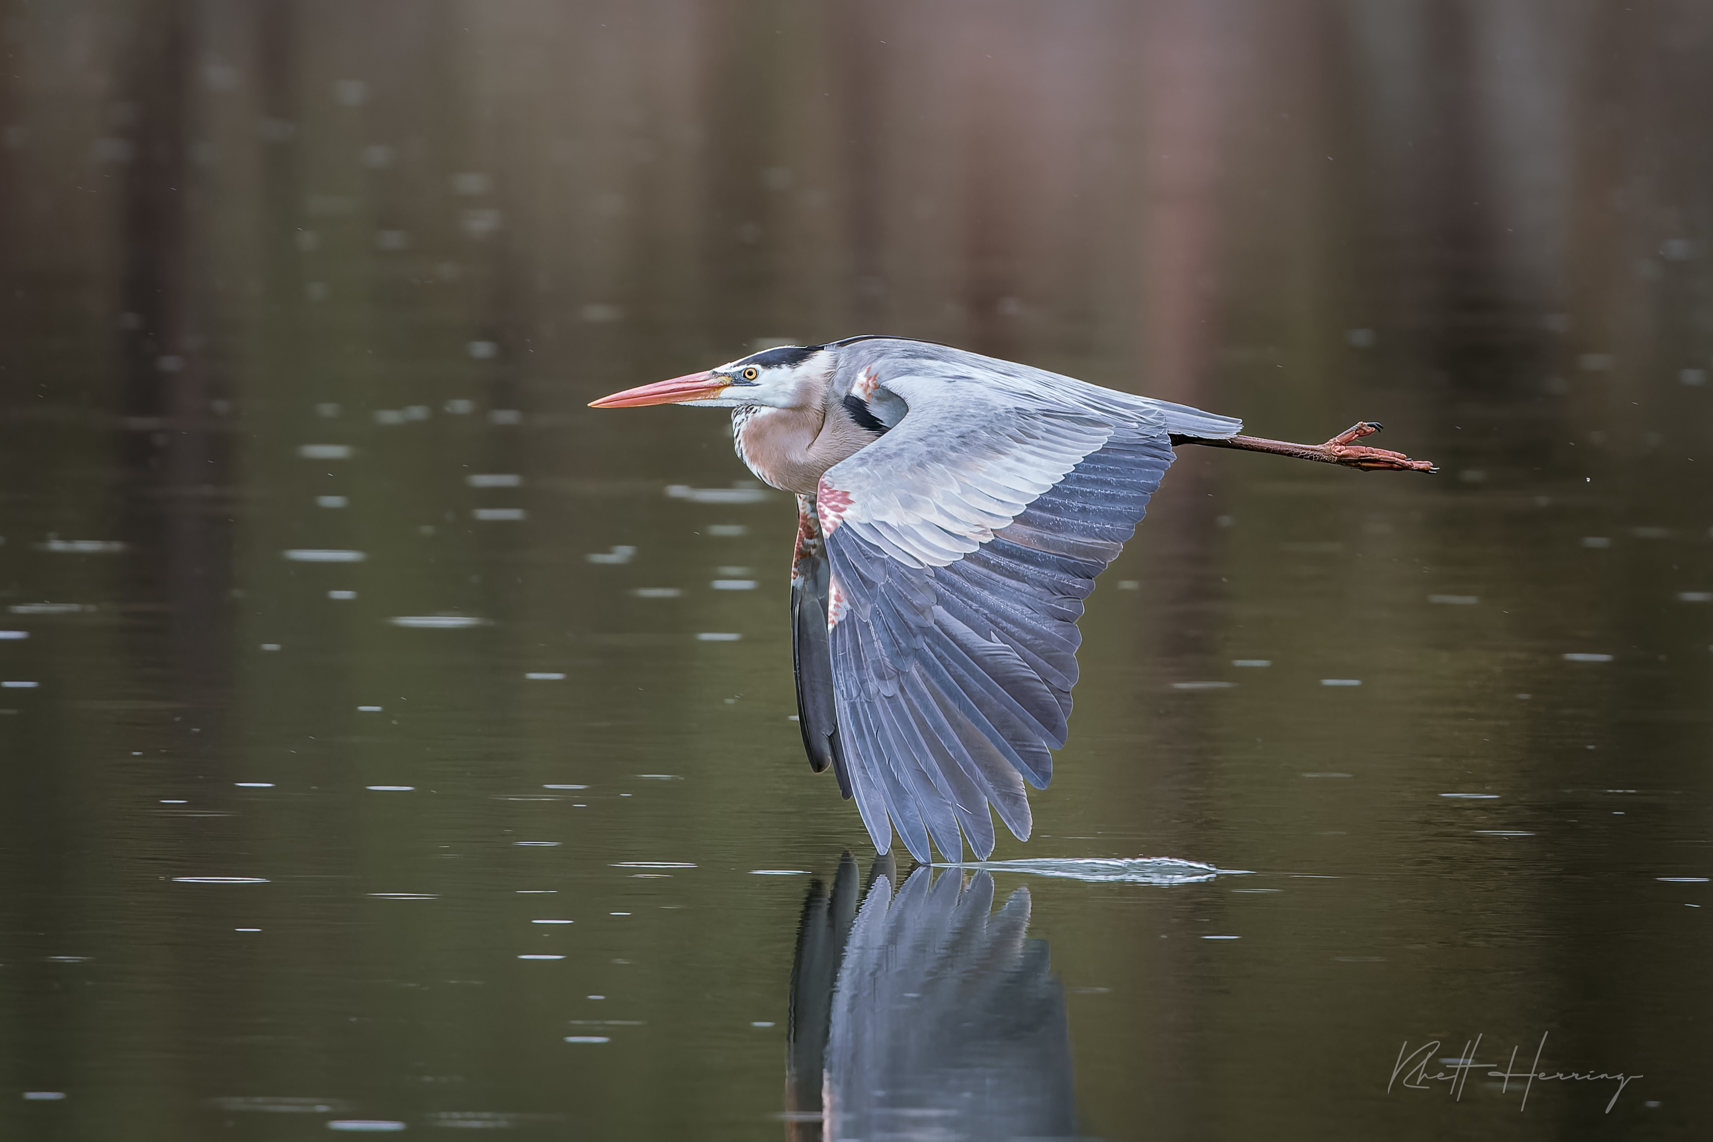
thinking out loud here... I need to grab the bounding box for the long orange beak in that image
[588,370,727,408]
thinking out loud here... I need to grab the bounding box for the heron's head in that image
[590,344,832,411]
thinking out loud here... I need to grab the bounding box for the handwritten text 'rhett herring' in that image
[1389,1033,1640,1113]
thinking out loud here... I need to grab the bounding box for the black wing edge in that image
[792,496,852,797]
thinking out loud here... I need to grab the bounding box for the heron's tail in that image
[1147,399,1242,440]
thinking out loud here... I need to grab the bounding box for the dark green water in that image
[2,3,1710,1138]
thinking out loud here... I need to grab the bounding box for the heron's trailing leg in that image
[1174,421,1437,473]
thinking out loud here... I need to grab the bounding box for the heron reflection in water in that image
[785,854,1077,1140]
[594,338,1435,864]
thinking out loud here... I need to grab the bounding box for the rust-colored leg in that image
[1182,422,1437,473]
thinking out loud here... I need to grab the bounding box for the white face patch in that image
[713,349,833,410]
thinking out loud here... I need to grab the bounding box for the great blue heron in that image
[591,336,1435,862]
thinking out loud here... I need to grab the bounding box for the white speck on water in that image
[1,681,38,688]
[1172,681,1235,690]
[711,579,758,590]
[443,399,474,414]
[1302,773,1352,778]
[610,862,696,869]
[1116,580,1140,590]
[235,782,274,788]
[9,603,87,614]
[1658,877,1709,882]
[260,643,281,651]
[518,954,564,961]
[1678,592,1712,603]
[283,549,365,562]
[489,409,522,425]
[1428,595,1479,605]
[544,784,587,790]
[707,524,747,537]
[751,869,812,875]
[37,538,125,553]
[45,956,90,963]
[326,1121,406,1132]
[1475,830,1534,836]
[0,631,27,639]
[369,893,436,899]
[473,508,526,521]
[514,841,560,847]
[1233,659,1270,667]
[357,706,383,712]
[297,444,352,460]
[631,587,682,598]
[467,473,521,487]
[1582,536,1611,548]
[752,1021,775,1027]
[635,774,681,780]
[315,402,342,417]
[1321,679,1362,686]
[466,339,498,359]
[328,590,356,600]
[517,889,556,894]
[316,495,348,508]
[609,912,631,916]
[1202,935,1241,940]
[1440,793,1499,799]
[173,877,270,884]
[587,546,636,564]
[22,1092,66,1100]
[1563,653,1614,662]
[531,919,573,924]
[1681,368,1708,385]
[525,672,566,680]
[387,615,489,628]
[697,632,741,641]
[587,995,605,1000]
[161,799,187,803]
[666,484,769,504]
[564,1036,610,1043]
[365,785,414,791]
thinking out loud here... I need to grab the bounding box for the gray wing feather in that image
[807,342,1234,861]
[822,413,1179,861]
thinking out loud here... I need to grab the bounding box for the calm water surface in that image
[2,3,1711,1138]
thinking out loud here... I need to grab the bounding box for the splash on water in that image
[934,856,1250,885]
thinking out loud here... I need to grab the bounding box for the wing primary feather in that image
[873,692,965,862]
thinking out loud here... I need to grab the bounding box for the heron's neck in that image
[733,403,877,496]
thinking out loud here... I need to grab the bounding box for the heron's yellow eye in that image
[742,367,759,381]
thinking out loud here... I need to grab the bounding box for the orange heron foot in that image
[1320,422,1438,473]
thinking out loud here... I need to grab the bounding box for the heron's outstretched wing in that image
[817,369,1217,861]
